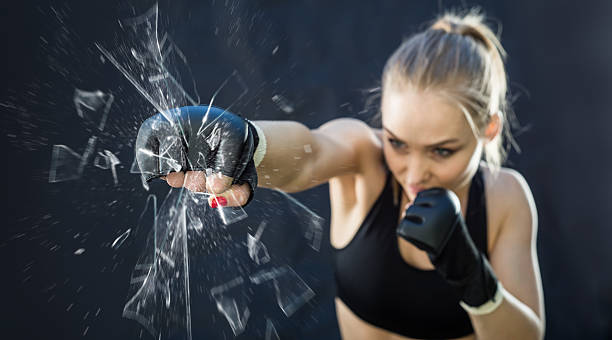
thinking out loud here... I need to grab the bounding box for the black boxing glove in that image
[135,105,259,205]
[397,188,503,313]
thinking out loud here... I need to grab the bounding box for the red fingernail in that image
[210,196,228,208]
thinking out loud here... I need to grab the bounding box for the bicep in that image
[489,170,545,323]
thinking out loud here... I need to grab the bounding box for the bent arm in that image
[254,118,378,193]
[470,170,545,340]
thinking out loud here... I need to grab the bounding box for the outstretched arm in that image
[254,118,377,192]
[163,116,378,206]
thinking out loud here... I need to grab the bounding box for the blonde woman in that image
[136,10,545,340]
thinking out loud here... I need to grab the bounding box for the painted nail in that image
[209,196,228,208]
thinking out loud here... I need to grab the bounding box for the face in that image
[381,85,490,202]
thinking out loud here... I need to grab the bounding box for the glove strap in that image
[459,281,504,315]
[249,121,267,167]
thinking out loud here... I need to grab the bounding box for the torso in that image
[327,133,507,340]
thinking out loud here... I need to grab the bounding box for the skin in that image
[162,84,545,340]
[381,85,487,206]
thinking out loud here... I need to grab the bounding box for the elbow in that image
[536,320,545,340]
[523,318,545,340]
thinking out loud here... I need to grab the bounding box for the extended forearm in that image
[253,120,320,192]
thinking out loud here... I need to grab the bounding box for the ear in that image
[483,111,502,143]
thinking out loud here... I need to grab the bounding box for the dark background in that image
[1,0,611,339]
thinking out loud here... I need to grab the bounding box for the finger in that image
[206,171,233,194]
[183,171,207,192]
[166,172,185,188]
[208,183,251,208]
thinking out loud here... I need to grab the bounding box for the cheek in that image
[438,149,480,188]
[383,147,405,173]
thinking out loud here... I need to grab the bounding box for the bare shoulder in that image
[316,118,382,155]
[315,118,384,179]
[488,167,537,220]
[482,166,538,250]
[317,118,384,174]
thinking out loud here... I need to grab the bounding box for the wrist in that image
[460,280,504,315]
[248,120,267,167]
[456,253,501,311]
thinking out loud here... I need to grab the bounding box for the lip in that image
[408,185,426,195]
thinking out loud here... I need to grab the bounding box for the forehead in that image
[381,86,472,143]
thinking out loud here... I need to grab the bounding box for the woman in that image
[136,10,545,340]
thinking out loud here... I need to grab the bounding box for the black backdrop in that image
[1,0,611,339]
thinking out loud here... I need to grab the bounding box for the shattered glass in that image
[247,221,271,265]
[111,229,131,250]
[48,136,97,183]
[250,265,315,317]
[265,318,280,340]
[271,94,295,114]
[277,190,324,252]
[44,3,331,339]
[93,149,121,185]
[49,86,114,183]
[73,88,114,131]
[122,191,192,340]
[48,144,86,182]
[210,276,250,336]
[95,4,199,125]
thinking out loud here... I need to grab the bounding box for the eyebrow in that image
[382,126,460,147]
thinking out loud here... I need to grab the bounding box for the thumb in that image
[208,183,251,208]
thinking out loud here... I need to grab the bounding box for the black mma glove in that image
[135,105,259,205]
[397,188,503,313]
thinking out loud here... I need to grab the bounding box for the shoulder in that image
[483,165,538,251]
[316,118,381,149]
[314,118,383,173]
[488,167,537,223]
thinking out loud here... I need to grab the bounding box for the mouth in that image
[408,185,426,196]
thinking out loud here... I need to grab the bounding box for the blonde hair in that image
[381,9,518,173]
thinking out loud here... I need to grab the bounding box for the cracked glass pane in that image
[265,319,280,340]
[73,88,114,131]
[95,4,199,123]
[123,191,192,340]
[277,190,324,252]
[248,267,288,285]
[122,187,324,338]
[210,276,250,336]
[249,265,315,317]
[93,150,121,185]
[48,136,97,183]
[48,144,84,182]
[272,266,315,317]
[247,221,270,265]
[210,182,248,225]
[111,229,131,249]
[130,157,145,174]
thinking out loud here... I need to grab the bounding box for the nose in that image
[405,155,429,187]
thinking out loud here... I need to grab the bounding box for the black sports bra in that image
[333,165,489,339]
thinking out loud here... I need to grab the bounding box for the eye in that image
[387,138,405,149]
[434,148,454,157]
